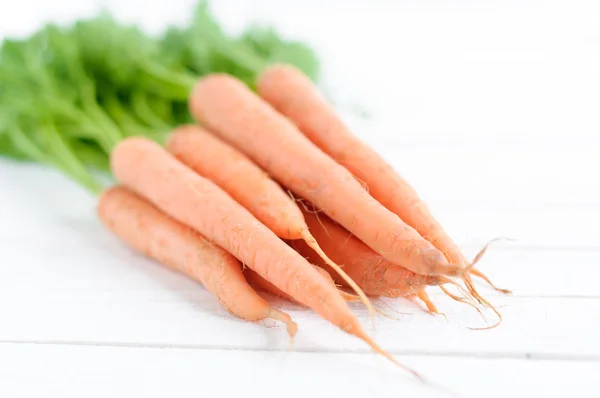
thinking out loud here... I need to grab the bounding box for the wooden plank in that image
[427,204,600,249]
[1,289,597,358]
[0,3,598,397]
[1,159,599,357]
[1,343,598,398]
[4,139,599,208]
[377,145,600,207]
[3,236,599,299]
[2,158,600,249]
[1,235,599,357]
[434,246,600,298]
[3,199,598,249]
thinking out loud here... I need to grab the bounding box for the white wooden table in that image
[1,1,599,397]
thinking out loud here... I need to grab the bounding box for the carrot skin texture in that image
[245,265,352,304]
[245,268,299,303]
[97,186,271,322]
[258,65,514,304]
[292,209,435,297]
[166,124,304,240]
[257,65,466,267]
[110,137,365,335]
[166,124,375,315]
[189,74,451,277]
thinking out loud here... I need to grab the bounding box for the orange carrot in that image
[188,74,454,279]
[292,211,489,320]
[110,136,411,373]
[416,291,441,315]
[97,185,297,337]
[165,124,374,315]
[166,124,302,240]
[245,265,359,304]
[290,207,443,298]
[257,64,509,293]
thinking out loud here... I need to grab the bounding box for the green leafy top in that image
[0,0,320,195]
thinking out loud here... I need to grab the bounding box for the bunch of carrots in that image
[99,65,510,383]
[0,2,511,387]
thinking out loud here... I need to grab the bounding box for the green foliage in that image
[0,0,320,193]
[241,26,319,82]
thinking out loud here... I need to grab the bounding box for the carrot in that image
[245,265,359,304]
[292,208,487,320]
[165,124,374,316]
[188,74,454,279]
[97,185,297,337]
[257,64,510,294]
[416,291,441,315]
[166,124,302,241]
[290,206,442,298]
[109,136,414,374]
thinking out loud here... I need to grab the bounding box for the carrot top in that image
[0,1,319,190]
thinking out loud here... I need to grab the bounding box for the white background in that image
[1,1,599,397]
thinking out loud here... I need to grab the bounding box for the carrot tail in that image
[441,237,507,328]
[469,267,512,295]
[462,236,515,274]
[375,308,404,321]
[435,274,479,307]
[355,327,426,382]
[340,291,362,302]
[464,274,504,327]
[344,300,459,395]
[300,230,376,323]
[457,274,503,330]
[351,297,410,321]
[416,291,435,312]
[357,327,459,397]
[415,290,449,321]
[339,291,409,320]
[439,284,486,322]
[462,238,513,295]
[467,311,503,330]
[371,298,412,321]
[269,308,298,341]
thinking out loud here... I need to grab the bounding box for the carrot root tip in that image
[416,290,440,314]
[300,229,376,323]
[469,268,512,295]
[355,326,458,396]
[269,308,298,339]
